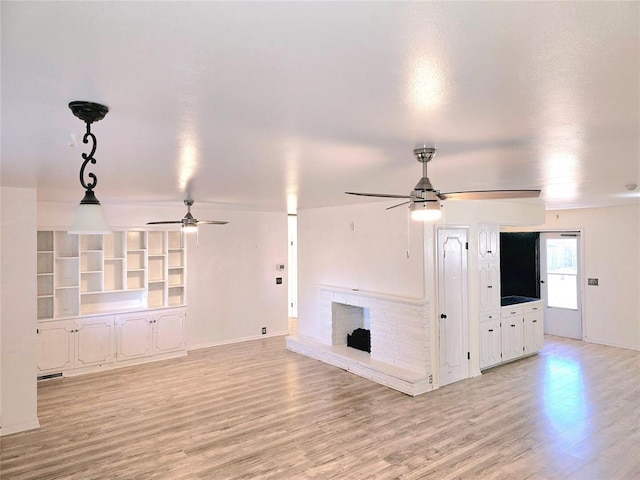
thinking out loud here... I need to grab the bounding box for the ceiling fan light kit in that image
[410,200,442,221]
[68,101,111,234]
[346,146,541,222]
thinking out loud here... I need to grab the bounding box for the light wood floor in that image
[1,335,638,479]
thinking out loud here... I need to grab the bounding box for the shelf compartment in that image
[126,231,146,250]
[148,231,165,256]
[55,287,79,317]
[104,259,124,291]
[55,232,78,257]
[81,290,146,316]
[168,250,184,268]
[38,274,54,296]
[168,268,184,287]
[81,271,103,293]
[37,231,54,251]
[55,258,79,287]
[168,286,185,306]
[81,251,103,272]
[127,251,146,270]
[104,232,125,259]
[127,270,145,290]
[168,231,183,250]
[37,297,54,320]
[148,256,166,282]
[148,282,166,308]
[37,252,54,274]
[80,235,103,251]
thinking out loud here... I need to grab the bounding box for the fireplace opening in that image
[331,302,371,353]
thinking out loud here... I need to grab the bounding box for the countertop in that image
[501,296,541,307]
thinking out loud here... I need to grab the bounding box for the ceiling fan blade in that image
[196,220,228,225]
[345,192,411,199]
[439,189,541,201]
[146,221,183,225]
[386,201,411,210]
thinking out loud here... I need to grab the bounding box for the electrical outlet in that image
[261,327,267,335]
[588,278,599,286]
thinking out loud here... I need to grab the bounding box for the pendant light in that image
[68,101,111,234]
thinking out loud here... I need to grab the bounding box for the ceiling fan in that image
[146,199,228,232]
[346,147,541,221]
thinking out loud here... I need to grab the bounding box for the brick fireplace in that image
[286,286,432,396]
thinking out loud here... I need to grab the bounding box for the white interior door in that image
[540,232,582,339]
[437,228,469,387]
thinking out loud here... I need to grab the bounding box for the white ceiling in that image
[2,2,639,213]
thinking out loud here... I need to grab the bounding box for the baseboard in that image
[0,418,40,437]
[584,336,640,351]
[188,330,289,351]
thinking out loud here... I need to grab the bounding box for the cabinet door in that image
[501,317,524,362]
[524,310,544,354]
[478,224,500,262]
[37,321,74,374]
[153,310,185,353]
[75,316,115,367]
[116,313,153,360]
[479,318,502,369]
[479,263,501,311]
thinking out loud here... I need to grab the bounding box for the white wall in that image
[297,202,426,341]
[38,202,289,350]
[1,187,39,436]
[185,209,289,348]
[540,206,639,350]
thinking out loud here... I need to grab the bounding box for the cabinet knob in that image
[487,250,492,253]
[440,314,447,319]
[533,320,537,323]
[487,285,493,289]
[511,324,516,327]
[488,329,494,332]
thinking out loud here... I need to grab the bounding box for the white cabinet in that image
[37,316,115,375]
[501,307,525,362]
[478,263,501,311]
[37,320,74,373]
[478,224,500,262]
[496,300,544,366]
[479,311,501,369]
[524,303,544,355]
[154,310,186,353]
[116,308,186,361]
[116,312,153,360]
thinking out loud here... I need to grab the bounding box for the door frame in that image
[434,225,470,388]
[539,229,585,340]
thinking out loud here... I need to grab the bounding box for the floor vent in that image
[37,372,63,381]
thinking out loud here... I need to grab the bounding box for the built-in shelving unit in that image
[37,231,55,320]
[36,229,187,320]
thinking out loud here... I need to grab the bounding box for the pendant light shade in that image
[69,191,111,234]
[67,101,111,234]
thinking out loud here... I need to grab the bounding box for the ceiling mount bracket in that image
[413,147,437,163]
[68,101,109,197]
